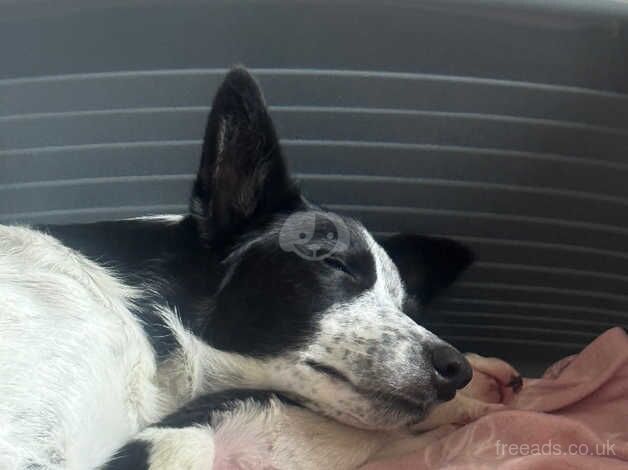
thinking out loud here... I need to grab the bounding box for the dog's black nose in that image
[430,344,472,401]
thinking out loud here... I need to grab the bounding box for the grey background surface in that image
[2,0,628,373]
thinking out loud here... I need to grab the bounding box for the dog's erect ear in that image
[380,234,474,305]
[191,67,301,245]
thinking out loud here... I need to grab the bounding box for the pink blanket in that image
[362,327,628,470]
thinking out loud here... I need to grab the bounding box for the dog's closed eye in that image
[304,359,353,385]
[323,257,357,281]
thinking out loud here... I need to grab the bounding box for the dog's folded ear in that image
[379,234,474,305]
[191,67,301,246]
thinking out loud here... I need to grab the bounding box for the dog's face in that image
[191,68,473,429]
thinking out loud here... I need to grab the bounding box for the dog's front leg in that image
[102,426,215,470]
[103,390,386,470]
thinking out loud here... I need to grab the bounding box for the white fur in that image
[270,401,386,470]
[261,228,443,430]
[0,226,162,469]
[137,427,215,470]
[0,226,280,469]
[154,306,273,407]
[0,222,453,469]
[153,397,386,470]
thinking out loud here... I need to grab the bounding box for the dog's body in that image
[0,225,163,468]
[0,69,474,470]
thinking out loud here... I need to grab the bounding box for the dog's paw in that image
[410,393,506,432]
[462,353,523,404]
[135,426,215,470]
[407,354,522,432]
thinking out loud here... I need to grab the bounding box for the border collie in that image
[0,68,474,470]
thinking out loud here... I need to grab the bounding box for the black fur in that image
[43,68,473,361]
[41,68,476,469]
[42,216,219,359]
[380,234,474,311]
[157,390,297,429]
[42,213,379,358]
[192,67,301,248]
[102,390,298,469]
[102,440,151,470]
[205,219,377,355]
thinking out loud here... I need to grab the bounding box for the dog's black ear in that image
[191,67,301,245]
[380,234,474,305]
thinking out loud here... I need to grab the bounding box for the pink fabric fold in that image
[362,327,628,470]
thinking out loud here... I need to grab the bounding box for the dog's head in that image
[191,68,473,430]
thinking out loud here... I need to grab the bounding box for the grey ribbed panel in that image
[1,0,627,373]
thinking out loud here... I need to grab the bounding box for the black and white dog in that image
[0,68,474,470]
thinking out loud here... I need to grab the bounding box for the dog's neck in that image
[42,216,225,353]
[43,218,279,410]
[152,306,273,410]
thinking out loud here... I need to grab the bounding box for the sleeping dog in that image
[0,68,474,469]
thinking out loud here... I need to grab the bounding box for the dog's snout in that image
[430,344,472,401]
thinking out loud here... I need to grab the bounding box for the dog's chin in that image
[317,398,435,431]
[281,378,439,431]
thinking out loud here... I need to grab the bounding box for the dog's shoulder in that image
[0,224,164,468]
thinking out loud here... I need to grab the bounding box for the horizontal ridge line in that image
[441,335,583,348]
[474,261,628,284]
[373,231,628,262]
[4,203,628,240]
[459,281,628,304]
[0,140,202,156]
[4,171,628,208]
[1,67,626,100]
[3,139,627,172]
[0,174,194,191]
[2,105,627,137]
[435,234,628,261]
[0,205,188,222]
[427,322,596,337]
[442,298,628,319]
[432,310,623,328]
[297,173,628,207]
[329,204,628,238]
